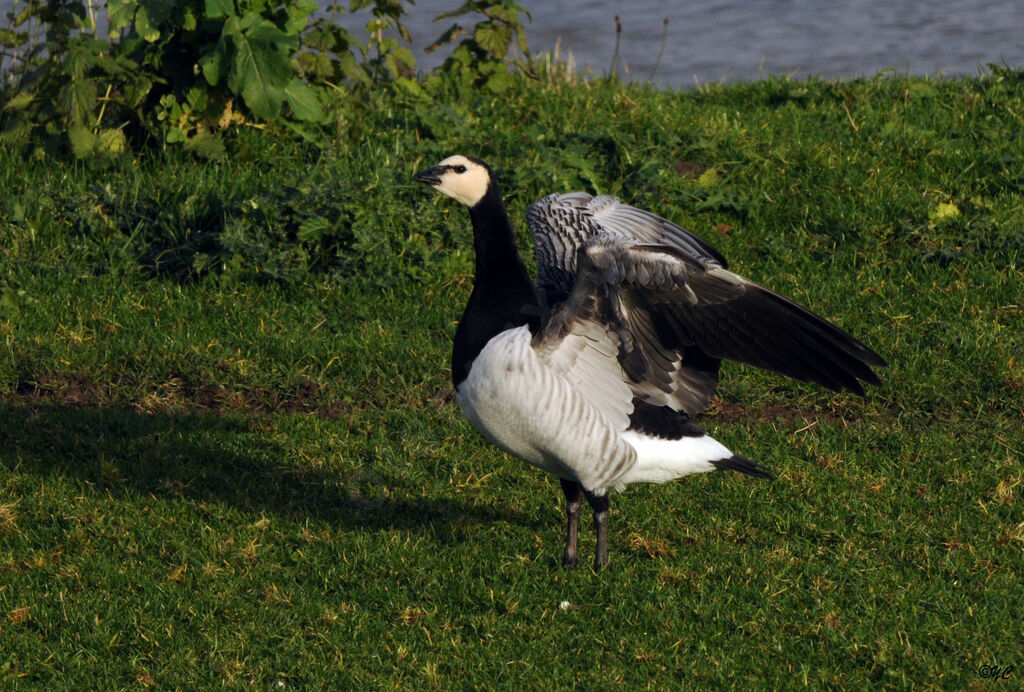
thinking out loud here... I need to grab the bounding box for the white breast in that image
[455,326,637,493]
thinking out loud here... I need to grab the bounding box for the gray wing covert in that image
[526,192,727,301]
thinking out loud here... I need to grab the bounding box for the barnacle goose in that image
[414,155,886,569]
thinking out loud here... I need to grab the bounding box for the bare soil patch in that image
[6,374,354,420]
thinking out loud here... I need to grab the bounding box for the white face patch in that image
[431,155,490,207]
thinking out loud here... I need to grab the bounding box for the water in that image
[1,1,1020,86]
[370,0,1024,86]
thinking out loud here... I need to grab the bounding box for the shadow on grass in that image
[0,402,537,536]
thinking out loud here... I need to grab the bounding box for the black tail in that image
[711,453,774,480]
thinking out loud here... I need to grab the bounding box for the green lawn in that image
[1,68,1022,688]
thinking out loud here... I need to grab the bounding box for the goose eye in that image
[453,165,467,173]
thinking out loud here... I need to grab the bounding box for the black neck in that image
[452,183,540,386]
[468,185,532,287]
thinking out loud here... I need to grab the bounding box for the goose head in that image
[414,155,492,208]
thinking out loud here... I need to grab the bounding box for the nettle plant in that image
[1,0,324,156]
[426,0,530,92]
[0,0,531,157]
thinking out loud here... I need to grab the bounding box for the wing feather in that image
[526,193,886,414]
[533,279,634,431]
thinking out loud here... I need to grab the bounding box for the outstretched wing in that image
[526,193,886,415]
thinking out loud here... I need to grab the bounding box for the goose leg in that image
[584,490,610,570]
[559,478,583,568]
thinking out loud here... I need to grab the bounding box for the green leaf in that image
[185,86,210,112]
[297,51,335,79]
[277,118,318,143]
[68,124,97,158]
[383,44,415,77]
[3,92,34,111]
[166,126,188,143]
[395,77,429,100]
[14,7,33,27]
[122,75,155,107]
[563,149,601,190]
[514,23,528,55]
[304,21,339,52]
[474,22,511,59]
[395,20,411,43]
[200,45,226,86]
[62,79,97,125]
[487,4,520,24]
[97,128,128,154]
[484,69,510,93]
[140,0,172,26]
[426,23,465,54]
[0,28,27,48]
[297,216,332,242]
[929,201,960,224]
[183,132,227,159]
[283,79,324,122]
[65,42,94,81]
[285,0,319,34]
[448,43,474,68]
[338,54,370,87]
[205,0,235,18]
[182,7,198,31]
[697,168,719,187]
[0,114,31,145]
[105,2,134,29]
[158,93,183,121]
[135,6,161,42]
[224,15,298,119]
[0,288,22,320]
[509,0,532,20]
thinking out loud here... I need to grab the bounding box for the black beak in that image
[413,166,442,186]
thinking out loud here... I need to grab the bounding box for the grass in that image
[1,66,1023,688]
